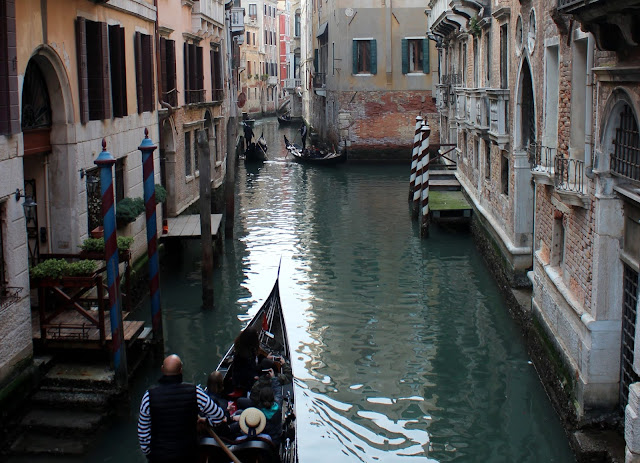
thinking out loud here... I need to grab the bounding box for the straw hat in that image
[239,407,267,436]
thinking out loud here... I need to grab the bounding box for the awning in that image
[316,21,328,38]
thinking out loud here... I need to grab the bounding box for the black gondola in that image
[245,134,268,162]
[198,269,297,463]
[277,113,294,125]
[284,135,346,165]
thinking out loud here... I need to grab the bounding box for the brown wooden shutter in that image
[135,32,143,113]
[160,37,167,101]
[99,22,111,119]
[0,0,19,134]
[143,33,155,111]
[75,17,89,124]
[196,46,203,101]
[184,42,190,104]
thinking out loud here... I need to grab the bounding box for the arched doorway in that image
[517,58,535,150]
[21,48,75,259]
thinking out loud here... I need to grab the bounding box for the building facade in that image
[0,0,160,384]
[157,0,228,217]
[305,0,438,156]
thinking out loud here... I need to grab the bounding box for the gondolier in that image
[138,354,225,463]
[300,123,308,149]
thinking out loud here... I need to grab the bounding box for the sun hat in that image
[239,407,267,436]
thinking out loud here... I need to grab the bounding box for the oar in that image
[206,427,243,463]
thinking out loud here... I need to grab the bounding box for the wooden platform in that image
[429,190,472,220]
[32,309,146,349]
[163,214,223,239]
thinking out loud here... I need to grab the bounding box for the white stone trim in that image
[104,0,157,23]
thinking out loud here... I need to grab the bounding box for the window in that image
[551,212,565,268]
[249,3,257,19]
[0,0,19,134]
[160,37,177,107]
[484,32,490,86]
[135,32,155,113]
[0,201,6,292]
[569,38,587,161]
[474,137,479,169]
[352,39,376,75]
[246,32,250,45]
[294,13,300,37]
[185,131,192,176]
[473,37,479,87]
[115,157,125,203]
[264,4,266,15]
[193,131,199,173]
[247,60,251,76]
[500,24,508,89]
[544,45,559,151]
[184,42,204,104]
[485,141,491,179]
[253,33,256,45]
[501,152,509,195]
[76,17,111,121]
[109,25,127,118]
[401,38,429,74]
[214,123,220,163]
[211,46,223,101]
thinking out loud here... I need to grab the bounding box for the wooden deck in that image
[32,309,146,349]
[429,190,473,220]
[163,214,223,239]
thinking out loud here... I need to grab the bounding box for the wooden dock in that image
[429,169,472,221]
[163,214,223,239]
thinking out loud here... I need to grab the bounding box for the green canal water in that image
[86,119,575,462]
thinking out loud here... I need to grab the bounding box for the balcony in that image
[313,72,326,97]
[192,0,225,28]
[554,156,589,208]
[267,76,278,86]
[557,0,640,52]
[467,89,489,133]
[185,89,205,105]
[530,143,556,186]
[486,89,509,149]
[284,78,301,90]
[230,7,245,33]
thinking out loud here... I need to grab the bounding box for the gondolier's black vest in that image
[149,375,199,462]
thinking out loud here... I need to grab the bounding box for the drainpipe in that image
[585,34,595,179]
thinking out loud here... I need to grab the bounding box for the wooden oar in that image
[206,427,243,463]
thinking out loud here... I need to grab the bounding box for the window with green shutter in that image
[402,38,429,74]
[352,39,376,75]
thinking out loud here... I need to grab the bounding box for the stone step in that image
[9,433,88,456]
[20,409,104,435]
[429,179,461,191]
[31,389,114,411]
[41,363,115,391]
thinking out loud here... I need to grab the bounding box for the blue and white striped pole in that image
[95,139,127,386]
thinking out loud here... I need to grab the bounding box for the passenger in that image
[237,407,268,440]
[248,357,292,405]
[255,383,283,444]
[231,328,261,394]
[137,354,225,463]
[206,371,232,437]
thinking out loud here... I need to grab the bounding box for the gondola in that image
[277,113,294,126]
[198,269,297,463]
[284,135,347,165]
[244,134,268,162]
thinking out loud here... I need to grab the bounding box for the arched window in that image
[610,104,640,182]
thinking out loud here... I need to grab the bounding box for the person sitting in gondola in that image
[204,371,233,438]
[230,328,261,396]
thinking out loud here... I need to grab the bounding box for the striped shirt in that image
[137,384,225,455]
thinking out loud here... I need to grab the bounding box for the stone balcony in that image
[487,89,509,149]
[453,87,491,135]
[284,78,301,89]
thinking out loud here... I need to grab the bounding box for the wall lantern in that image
[86,174,100,196]
[22,195,37,223]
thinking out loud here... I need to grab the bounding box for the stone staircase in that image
[5,362,122,462]
[429,167,461,191]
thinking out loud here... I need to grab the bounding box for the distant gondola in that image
[198,269,296,463]
[284,135,346,165]
[245,133,268,162]
[277,113,294,126]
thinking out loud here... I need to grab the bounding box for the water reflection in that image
[86,117,574,463]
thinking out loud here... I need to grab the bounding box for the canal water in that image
[86,118,575,462]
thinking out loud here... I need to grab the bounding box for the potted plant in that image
[155,184,167,204]
[30,258,98,286]
[80,236,134,259]
[116,197,145,228]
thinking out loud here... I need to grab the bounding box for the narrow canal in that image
[87,118,575,462]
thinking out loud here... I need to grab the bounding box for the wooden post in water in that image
[94,139,127,387]
[197,129,214,308]
[412,124,425,218]
[419,122,431,238]
[409,115,423,203]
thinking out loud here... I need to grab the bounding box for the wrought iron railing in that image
[557,0,587,10]
[442,73,463,87]
[185,89,205,104]
[529,143,556,173]
[554,156,585,194]
[212,88,224,102]
[162,89,178,107]
[0,286,22,311]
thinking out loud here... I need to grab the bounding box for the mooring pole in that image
[419,122,431,238]
[412,129,425,218]
[197,129,214,308]
[409,115,424,203]
[95,139,128,387]
[139,129,164,342]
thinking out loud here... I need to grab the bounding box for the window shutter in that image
[99,22,111,119]
[370,39,377,75]
[143,34,155,111]
[352,40,357,74]
[401,39,408,74]
[135,32,143,113]
[169,40,176,101]
[75,17,89,124]
[313,48,318,72]
[422,38,430,73]
[3,0,19,134]
[160,37,167,101]
[196,46,204,101]
[184,42,190,104]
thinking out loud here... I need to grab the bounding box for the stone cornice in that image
[103,0,157,22]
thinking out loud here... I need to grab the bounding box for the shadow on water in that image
[84,117,575,463]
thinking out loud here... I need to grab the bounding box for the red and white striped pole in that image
[419,122,431,237]
[409,115,424,202]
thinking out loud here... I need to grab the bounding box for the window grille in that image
[611,104,640,182]
[620,264,640,411]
